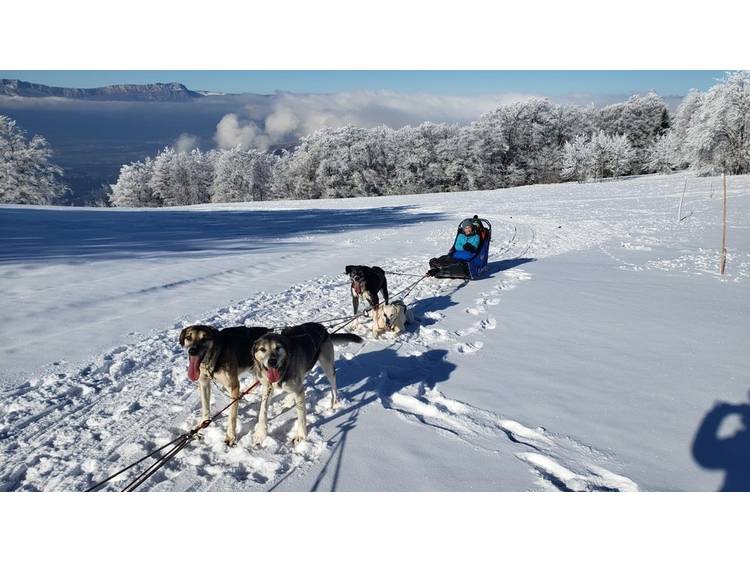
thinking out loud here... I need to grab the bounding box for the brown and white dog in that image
[251,323,361,446]
[179,324,269,445]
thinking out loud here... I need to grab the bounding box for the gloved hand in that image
[463,243,476,252]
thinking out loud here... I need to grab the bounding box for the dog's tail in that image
[331,333,363,345]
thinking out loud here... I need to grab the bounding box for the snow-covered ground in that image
[0,173,748,491]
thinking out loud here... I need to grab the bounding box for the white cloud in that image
[213,113,271,151]
[173,133,198,153]
[213,90,537,149]
[264,105,300,141]
[266,90,534,139]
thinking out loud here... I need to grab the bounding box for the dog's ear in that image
[251,337,265,360]
[345,265,353,274]
[179,326,190,347]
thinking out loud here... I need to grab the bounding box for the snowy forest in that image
[0,115,67,204]
[1,71,748,206]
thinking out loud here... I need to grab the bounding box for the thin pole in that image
[720,174,728,275]
[678,178,688,221]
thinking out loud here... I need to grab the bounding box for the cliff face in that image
[0,79,204,101]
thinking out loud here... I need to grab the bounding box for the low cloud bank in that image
[214,90,534,149]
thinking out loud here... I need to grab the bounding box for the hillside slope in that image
[0,173,747,491]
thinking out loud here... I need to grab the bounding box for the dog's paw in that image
[252,429,268,447]
[224,434,237,447]
[292,432,307,446]
[281,394,296,409]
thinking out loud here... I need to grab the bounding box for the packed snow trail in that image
[1,173,748,491]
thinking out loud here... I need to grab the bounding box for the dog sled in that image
[428,215,492,280]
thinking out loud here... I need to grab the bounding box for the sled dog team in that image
[179,265,412,447]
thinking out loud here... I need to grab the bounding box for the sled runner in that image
[429,215,492,280]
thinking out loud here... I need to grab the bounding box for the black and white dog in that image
[251,323,362,445]
[345,265,389,315]
[179,324,270,445]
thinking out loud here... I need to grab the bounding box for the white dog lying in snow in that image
[371,299,413,337]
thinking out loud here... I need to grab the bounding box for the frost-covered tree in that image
[0,115,67,204]
[561,131,635,181]
[211,147,276,202]
[606,133,636,177]
[389,123,463,194]
[668,90,705,169]
[109,157,160,207]
[467,98,562,188]
[440,126,480,192]
[681,71,750,175]
[464,98,596,188]
[148,147,214,206]
[109,85,731,203]
[589,131,611,179]
[623,93,669,168]
[561,135,593,181]
[646,131,676,174]
[272,126,404,199]
[272,145,319,200]
[596,93,669,172]
[148,148,177,204]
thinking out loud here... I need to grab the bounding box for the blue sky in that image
[0,70,729,96]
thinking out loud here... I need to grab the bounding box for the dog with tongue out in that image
[179,324,270,446]
[251,322,362,446]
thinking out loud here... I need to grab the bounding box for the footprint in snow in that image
[465,306,486,316]
[515,452,638,492]
[455,341,483,353]
[480,317,497,330]
[423,311,445,320]
[418,327,450,342]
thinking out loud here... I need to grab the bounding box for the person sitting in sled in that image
[428,218,480,274]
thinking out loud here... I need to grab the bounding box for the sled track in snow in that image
[488,218,536,262]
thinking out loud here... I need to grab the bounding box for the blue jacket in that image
[452,232,480,260]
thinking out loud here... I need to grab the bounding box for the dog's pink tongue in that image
[188,355,201,381]
[267,367,281,384]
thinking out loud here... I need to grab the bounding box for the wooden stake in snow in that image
[677,178,688,222]
[720,174,728,275]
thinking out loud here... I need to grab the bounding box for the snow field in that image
[1,172,748,491]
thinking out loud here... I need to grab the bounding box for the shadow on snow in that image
[692,392,750,492]
[0,205,445,263]
[485,257,536,275]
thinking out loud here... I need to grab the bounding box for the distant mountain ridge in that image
[0,79,204,101]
